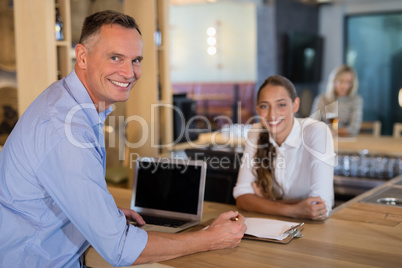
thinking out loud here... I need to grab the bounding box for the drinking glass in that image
[342,155,351,176]
[350,155,360,177]
[324,101,338,135]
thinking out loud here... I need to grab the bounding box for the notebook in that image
[130,157,207,233]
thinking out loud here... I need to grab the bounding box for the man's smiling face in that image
[77,24,143,111]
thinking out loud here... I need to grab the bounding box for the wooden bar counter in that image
[171,132,402,157]
[86,176,402,267]
[335,135,402,156]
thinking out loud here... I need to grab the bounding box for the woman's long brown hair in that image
[254,75,297,200]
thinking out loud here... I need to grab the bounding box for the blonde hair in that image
[324,65,359,103]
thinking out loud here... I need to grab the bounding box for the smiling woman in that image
[255,76,299,146]
[233,75,335,221]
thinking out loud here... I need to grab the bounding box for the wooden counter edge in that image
[330,175,402,215]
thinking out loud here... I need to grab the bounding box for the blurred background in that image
[1,0,401,198]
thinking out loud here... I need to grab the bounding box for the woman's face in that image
[256,84,299,145]
[334,71,354,97]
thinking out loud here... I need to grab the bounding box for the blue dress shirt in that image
[0,70,148,267]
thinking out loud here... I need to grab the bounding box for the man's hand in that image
[205,211,247,250]
[119,207,146,226]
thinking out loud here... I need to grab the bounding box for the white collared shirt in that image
[233,118,335,214]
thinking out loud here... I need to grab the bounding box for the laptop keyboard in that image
[141,214,190,227]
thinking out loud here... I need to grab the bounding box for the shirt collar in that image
[337,95,349,101]
[269,118,301,149]
[64,70,114,126]
[99,107,113,125]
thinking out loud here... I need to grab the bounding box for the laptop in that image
[130,157,207,233]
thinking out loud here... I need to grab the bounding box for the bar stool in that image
[393,122,402,138]
[359,121,381,137]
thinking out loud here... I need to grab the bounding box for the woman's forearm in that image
[236,194,294,217]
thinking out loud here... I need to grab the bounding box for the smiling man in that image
[0,10,246,267]
[75,14,143,111]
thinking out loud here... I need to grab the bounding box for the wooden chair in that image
[393,122,402,138]
[359,121,381,137]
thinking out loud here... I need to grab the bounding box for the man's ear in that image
[293,97,300,114]
[75,44,87,70]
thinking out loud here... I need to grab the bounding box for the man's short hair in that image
[79,10,141,46]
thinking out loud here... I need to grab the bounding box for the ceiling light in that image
[207,27,216,36]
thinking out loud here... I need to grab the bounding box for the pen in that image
[283,222,304,235]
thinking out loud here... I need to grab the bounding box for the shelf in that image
[56,40,71,47]
[56,0,72,79]
[157,45,166,51]
[124,0,173,188]
[157,100,171,105]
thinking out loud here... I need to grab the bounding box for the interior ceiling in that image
[170,0,213,4]
[170,0,266,5]
[169,0,391,5]
[169,0,333,5]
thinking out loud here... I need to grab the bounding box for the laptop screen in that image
[133,158,205,215]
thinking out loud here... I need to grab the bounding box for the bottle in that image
[154,24,162,47]
[55,6,64,41]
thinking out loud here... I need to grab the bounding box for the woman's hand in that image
[291,197,327,221]
[252,182,267,198]
[338,127,351,137]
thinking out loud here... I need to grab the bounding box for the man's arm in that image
[133,211,246,264]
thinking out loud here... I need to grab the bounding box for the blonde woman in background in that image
[310,65,363,136]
